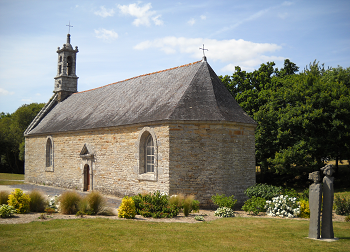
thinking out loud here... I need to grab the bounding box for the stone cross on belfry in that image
[199,44,208,56]
[66,21,73,34]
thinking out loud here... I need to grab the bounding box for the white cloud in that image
[134,37,283,70]
[188,18,196,26]
[117,2,163,26]
[94,28,119,41]
[21,98,33,103]
[152,15,163,26]
[0,88,14,96]
[200,15,206,20]
[94,6,115,18]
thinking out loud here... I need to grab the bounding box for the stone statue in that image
[321,164,335,239]
[308,171,322,239]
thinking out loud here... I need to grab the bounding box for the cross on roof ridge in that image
[199,44,208,56]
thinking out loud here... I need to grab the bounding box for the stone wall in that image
[168,122,256,207]
[25,121,255,207]
[25,125,170,197]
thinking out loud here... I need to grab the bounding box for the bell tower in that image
[54,33,79,102]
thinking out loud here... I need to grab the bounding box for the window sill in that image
[138,172,157,181]
[45,166,54,172]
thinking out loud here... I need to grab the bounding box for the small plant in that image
[46,194,60,213]
[86,191,106,215]
[214,207,235,217]
[298,199,310,218]
[44,207,56,214]
[76,210,85,217]
[191,200,200,213]
[194,215,205,221]
[211,194,237,209]
[118,196,136,219]
[77,197,93,215]
[345,215,350,222]
[183,195,195,217]
[8,189,31,214]
[59,191,81,214]
[245,184,283,201]
[265,195,300,218]
[38,213,47,219]
[334,195,350,216]
[241,196,266,215]
[29,190,47,212]
[0,204,16,218]
[0,191,9,205]
[169,194,184,209]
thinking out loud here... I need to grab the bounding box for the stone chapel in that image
[24,34,257,207]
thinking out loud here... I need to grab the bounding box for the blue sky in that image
[0,0,349,113]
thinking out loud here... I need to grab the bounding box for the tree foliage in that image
[220,60,350,175]
[0,103,44,173]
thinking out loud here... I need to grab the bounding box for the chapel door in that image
[84,164,90,191]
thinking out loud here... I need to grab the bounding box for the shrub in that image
[214,207,235,217]
[0,204,16,218]
[29,190,47,212]
[132,191,181,218]
[345,215,350,222]
[265,195,300,218]
[183,195,195,217]
[0,191,9,205]
[211,194,237,209]
[59,191,81,214]
[298,199,310,218]
[244,184,283,200]
[118,196,136,219]
[334,195,350,216]
[282,188,298,199]
[191,200,200,213]
[8,189,31,214]
[78,197,93,215]
[299,188,309,201]
[241,196,266,215]
[169,194,184,209]
[86,191,106,215]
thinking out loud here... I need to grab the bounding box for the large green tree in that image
[220,60,350,175]
[0,103,44,173]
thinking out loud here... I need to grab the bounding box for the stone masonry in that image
[25,121,255,207]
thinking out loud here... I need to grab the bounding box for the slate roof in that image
[25,58,256,136]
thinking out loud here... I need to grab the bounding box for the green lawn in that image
[1,217,349,252]
[0,173,24,185]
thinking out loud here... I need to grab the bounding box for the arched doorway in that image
[83,164,90,191]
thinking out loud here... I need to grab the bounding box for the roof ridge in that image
[76,60,202,94]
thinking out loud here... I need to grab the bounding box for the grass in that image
[0,173,24,185]
[0,217,349,251]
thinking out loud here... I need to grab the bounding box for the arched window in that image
[137,128,157,181]
[145,134,154,173]
[46,138,53,167]
[67,56,72,75]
